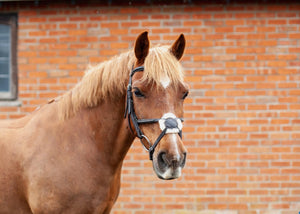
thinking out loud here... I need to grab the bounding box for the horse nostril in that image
[158,152,168,169]
[180,152,187,167]
[158,152,182,169]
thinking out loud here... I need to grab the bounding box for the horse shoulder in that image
[0,120,33,213]
[23,105,122,213]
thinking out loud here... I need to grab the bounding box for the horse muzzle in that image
[152,134,187,180]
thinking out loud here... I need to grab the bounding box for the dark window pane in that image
[0,24,10,73]
[0,60,9,75]
[0,14,17,100]
[0,77,9,92]
[0,34,9,42]
[0,43,9,58]
[0,24,9,34]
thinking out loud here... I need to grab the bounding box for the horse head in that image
[126,32,188,180]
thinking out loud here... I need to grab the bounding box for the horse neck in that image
[81,96,135,168]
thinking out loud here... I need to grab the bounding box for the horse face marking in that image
[160,76,170,89]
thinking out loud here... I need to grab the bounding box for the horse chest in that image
[27,170,121,214]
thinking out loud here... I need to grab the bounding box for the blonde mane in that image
[58,45,184,119]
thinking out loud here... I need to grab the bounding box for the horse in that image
[0,31,189,213]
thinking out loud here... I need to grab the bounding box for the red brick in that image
[215,27,234,33]
[39,38,58,43]
[29,17,47,22]
[235,13,254,18]
[226,48,244,54]
[226,20,244,25]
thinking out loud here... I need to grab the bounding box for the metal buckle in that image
[140,135,151,151]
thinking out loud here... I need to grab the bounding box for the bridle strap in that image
[125,65,183,160]
[124,66,146,140]
[137,118,160,124]
[148,128,167,160]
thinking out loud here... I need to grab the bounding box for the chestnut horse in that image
[0,32,188,213]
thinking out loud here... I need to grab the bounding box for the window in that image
[0,14,17,100]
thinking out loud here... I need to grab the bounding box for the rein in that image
[124,66,183,161]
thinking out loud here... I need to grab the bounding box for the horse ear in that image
[134,31,149,64]
[170,34,186,60]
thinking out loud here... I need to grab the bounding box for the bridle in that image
[124,66,184,161]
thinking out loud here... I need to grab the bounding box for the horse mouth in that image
[154,166,182,180]
[153,154,185,180]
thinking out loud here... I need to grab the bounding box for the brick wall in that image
[1,2,300,214]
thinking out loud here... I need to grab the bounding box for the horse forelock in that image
[58,46,184,120]
[143,46,184,88]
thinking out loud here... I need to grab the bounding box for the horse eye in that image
[133,88,145,98]
[182,91,189,100]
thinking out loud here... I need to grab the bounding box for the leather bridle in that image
[124,66,184,161]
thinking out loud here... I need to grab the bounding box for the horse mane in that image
[58,45,184,119]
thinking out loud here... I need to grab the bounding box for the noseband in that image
[124,66,183,160]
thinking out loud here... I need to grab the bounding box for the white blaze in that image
[161,76,170,89]
[171,133,180,161]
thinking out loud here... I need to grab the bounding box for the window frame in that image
[0,13,18,100]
